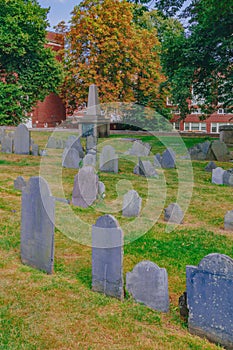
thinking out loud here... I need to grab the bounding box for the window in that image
[218,108,225,114]
[184,123,190,131]
[190,123,199,131]
[200,123,206,131]
[173,109,180,114]
[173,122,180,130]
[211,123,217,133]
[191,108,202,114]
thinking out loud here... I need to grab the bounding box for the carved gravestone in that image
[62,148,81,169]
[126,260,169,312]
[154,153,162,168]
[122,190,142,217]
[99,145,118,173]
[224,210,233,230]
[138,159,158,178]
[65,135,84,158]
[14,176,27,191]
[223,169,233,186]
[204,161,217,172]
[1,135,13,153]
[92,215,124,300]
[86,135,97,154]
[210,140,230,162]
[164,203,184,224]
[129,140,151,156]
[161,148,175,168]
[20,176,55,274]
[186,253,233,349]
[72,166,98,208]
[14,124,30,155]
[212,167,225,185]
[83,153,96,167]
[47,137,57,148]
[32,144,39,156]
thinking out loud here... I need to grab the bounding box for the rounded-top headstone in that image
[95,214,118,228]
[198,253,233,278]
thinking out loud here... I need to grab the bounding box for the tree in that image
[0,0,63,125]
[62,0,168,118]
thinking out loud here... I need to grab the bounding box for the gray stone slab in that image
[47,137,57,148]
[1,135,13,153]
[72,166,98,208]
[161,148,175,168]
[126,260,169,312]
[129,140,151,156]
[31,144,39,156]
[210,140,230,162]
[20,176,55,274]
[99,145,118,173]
[133,164,140,175]
[86,135,97,154]
[154,153,162,168]
[122,190,142,217]
[138,159,158,178]
[62,148,81,169]
[223,169,233,186]
[164,203,184,224]
[212,167,225,185]
[204,161,217,172]
[92,215,124,300]
[14,176,27,191]
[224,210,233,230]
[186,253,233,349]
[65,135,84,158]
[98,181,105,198]
[83,153,96,167]
[14,124,30,155]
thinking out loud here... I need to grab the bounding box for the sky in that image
[37,0,82,29]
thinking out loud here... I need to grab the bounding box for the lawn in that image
[0,131,231,350]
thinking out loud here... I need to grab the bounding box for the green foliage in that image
[0,0,64,125]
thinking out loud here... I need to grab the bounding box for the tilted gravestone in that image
[164,203,184,224]
[72,166,99,208]
[212,167,225,185]
[92,215,124,300]
[204,161,217,172]
[126,260,169,312]
[223,169,233,186]
[62,148,81,169]
[209,140,230,162]
[14,124,30,155]
[99,145,118,173]
[133,164,140,175]
[122,190,142,217]
[189,141,211,160]
[154,153,162,168]
[20,176,55,274]
[65,135,84,158]
[1,135,13,153]
[138,159,158,178]
[186,253,233,349]
[129,140,151,156]
[161,148,175,168]
[224,210,233,230]
[83,153,96,167]
[14,176,27,191]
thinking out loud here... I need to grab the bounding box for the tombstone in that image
[0,127,5,144]
[62,148,81,169]
[204,161,217,172]
[72,166,99,208]
[219,125,233,146]
[122,190,142,217]
[47,137,57,148]
[14,124,30,155]
[224,210,233,230]
[20,176,55,274]
[189,141,211,160]
[138,159,158,178]
[99,145,118,173]
[161,148,175,168]
[186,253,233,349]
[164,203,184,224]
[129,140,151,156]
[1,135,13,153]
[14,176,27,191]
[39,149,47,157]
[212,167,225,185]
[210,140,230,162]
[66,135,84,158]
[133,164,140,175]
[154,153,162,168]
[92,215,124,300]
[83,153,96,167]
[31,144,39,156]
[223,169,233,186]
[126,261,169,312]
[98,181,105,198]
[86,135,97,154]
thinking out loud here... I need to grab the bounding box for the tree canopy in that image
[0,0,63,125]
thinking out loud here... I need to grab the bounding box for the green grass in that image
[0,132,231,349]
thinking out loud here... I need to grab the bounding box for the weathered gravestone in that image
[98,181,105,198]
[122,190,142,217]
[208,140,231,162]
[65,135,84,158]
[204,161,217,172]
[219,125,233,146]
[31,143,39,156]
[20,176,55,274]
[92,215,124,300]
[47,137,57,148]
[62,148,81,169]
[126,260,169,312]
[164,203,184,224]
[14,176,27,191]
[72,166,98,207]
[154,153,162,168]
[129,140,151,156]
[212,167,225,185]
[1,135,13,153]
[189,141,211,160]
[223,169,233,186]
[186,253,233,349]
[224,210,233,230]
[14,124,30,155]
[161,148,176,168]
[99,145,118,173]
[86,135,97,154]
[0,127,5,144]
[138,159,158,178]
[83,153,96,167]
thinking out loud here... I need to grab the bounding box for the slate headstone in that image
[1,135,13,153]
[14,176,27,191]
[126,260,169,312]
[161,148,175,168]
[98,181,105,198]
[122,190,142,217]
[86,135,97,154]
[62,148,81,169]
[186,253,233,349]
[47,137,57,148]
[20,176,55,274]
[223,169,233,186]
[154,153,162,168]
[204,161,217,172]
[83,153,96,167]
[14,124,30,155]
[210,140,230,162]
[99,145,118,173]
[133,164,140,175]
[138,159,158,178]
[129,140,151,156]
[92,215,124,300]
[212,167,225,185]
[224,210,233,230]
[164,203,184,224]
[66,135,84,158]
[72,166,98,208]
[31,144,39,156]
